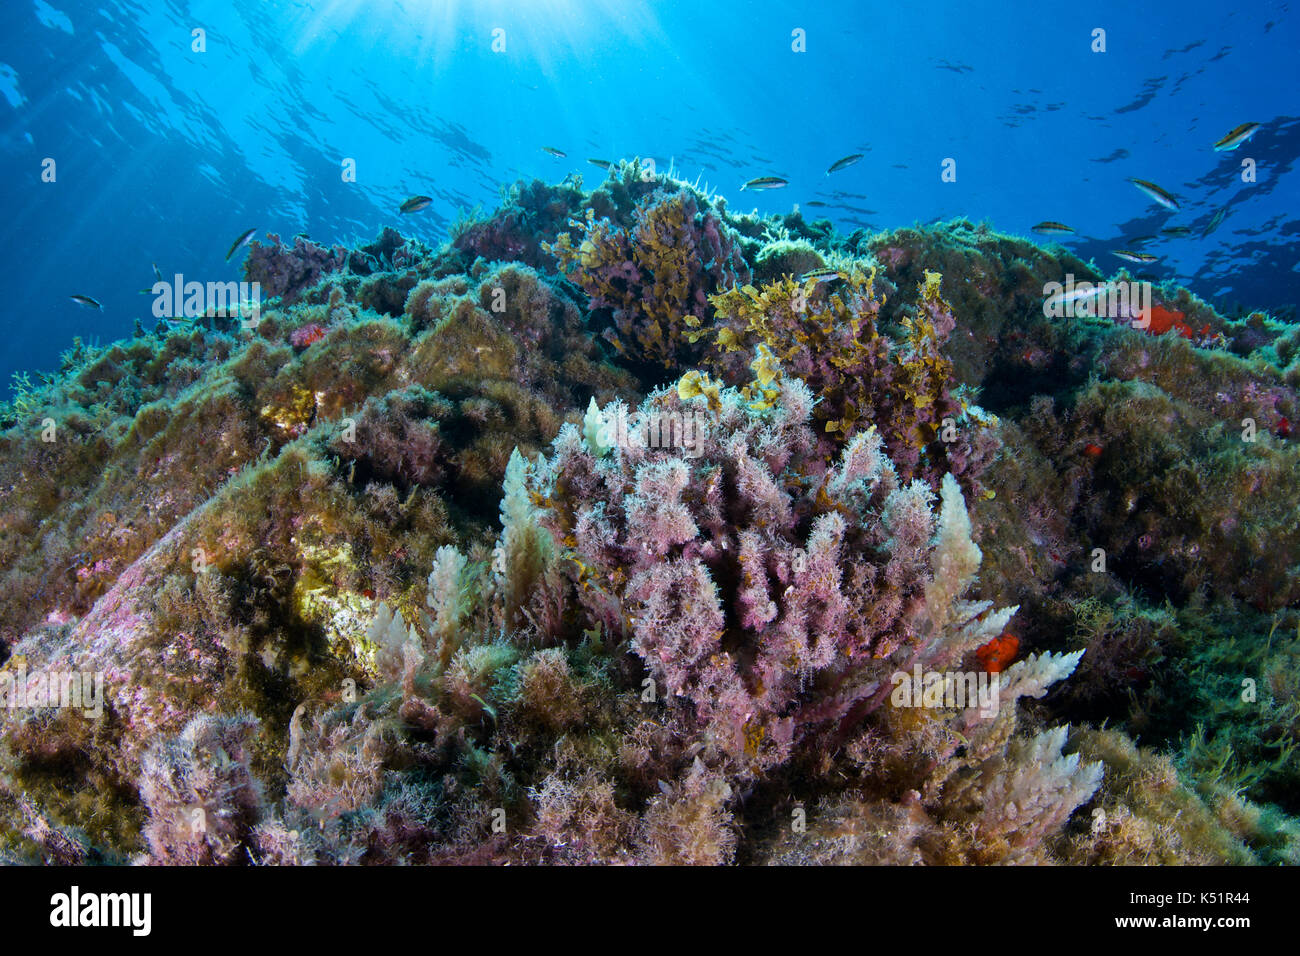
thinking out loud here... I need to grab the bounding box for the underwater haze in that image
[2,0,1299,390]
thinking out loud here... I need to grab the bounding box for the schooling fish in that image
[1128,235,1158,245]
[587,158,612,170]
[1032,221,1075,235]
[152,262,163,282]
[740,176,788,191]
[1128,178,1180,211]
[1160,225,1192,237]
[805,200,829,207]
[1213,122,1261,151]
[541,146,567,158]
[826,154,864,175]
[399,195,433,214]
[225,227,257,261]
[70,294,101,309]
[1112,249,1160,263]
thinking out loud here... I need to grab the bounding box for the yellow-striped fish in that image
[740,176,788,191]
[1128,178,1180,211]
[1201,207,1228,237]
[225,227,257,261]
[826,154,864,175]
[1032,221,1075,235]
[399,195,433,214]
[1213,122,1261,151]
[1112,250,1160,264]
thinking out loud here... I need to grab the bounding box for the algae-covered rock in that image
[2,170,1297,865]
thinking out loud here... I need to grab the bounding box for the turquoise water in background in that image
[1,0,1297,392]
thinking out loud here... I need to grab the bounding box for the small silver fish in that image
[541,146,567,159]
[1128,178,1180,211]
[225,227,257,261]
[587,158,612,170]
[70,294,101,309]
[826,154,864,175]
[1160,226,1192,237]
[740,176,788,191]
[1213,122,1261,151]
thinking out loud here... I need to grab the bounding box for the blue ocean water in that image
[1,0,1297,394]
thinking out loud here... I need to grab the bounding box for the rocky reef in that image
[1,161,1297,864]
